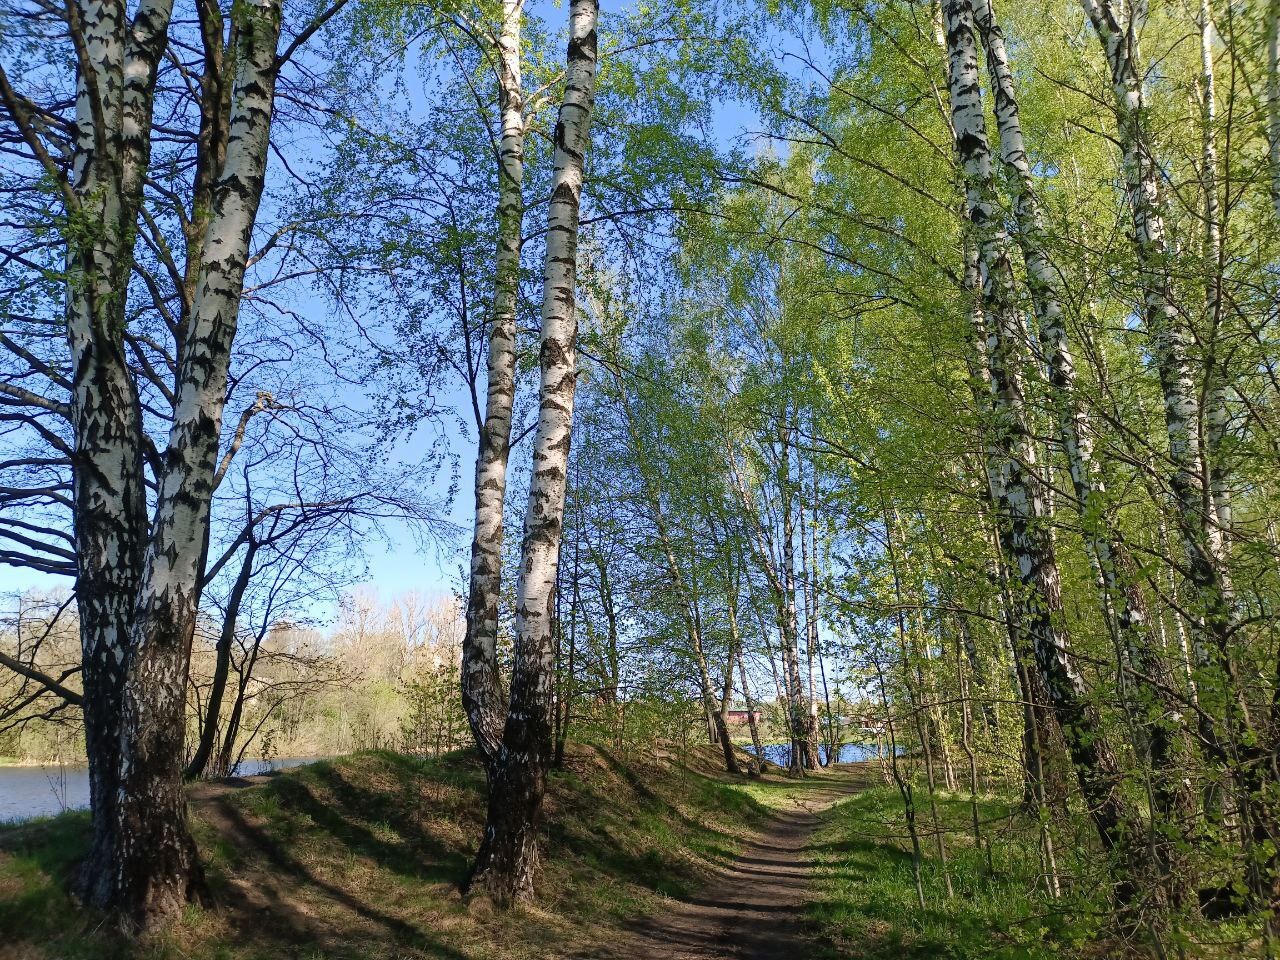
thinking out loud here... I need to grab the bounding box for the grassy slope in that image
[806,778,1266,959]
[9,749,1232,960]
[807,781,1100,959]
[0,745,776,960]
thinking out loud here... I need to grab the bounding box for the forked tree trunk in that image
[943,0,1144,906]
[113,0,282,927]
[463,0,526,770]
[468,0,598,904]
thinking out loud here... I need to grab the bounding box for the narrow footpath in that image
[604,769,865,960]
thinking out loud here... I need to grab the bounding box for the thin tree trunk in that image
[972,0,1196,898]
[1270,0,1280,220]
[1083,0,1280,923]
[943,0,1144,907]
[185,541,256,780]
[778,418,811,774]
[798,467,822,765]
[554,522,579,768]
[468,0,598,903]
[735,650,766,767]
[1080,0,1237,694]
[463,0,526,770]
[1198,0,1231,572]
[870,646,926,911]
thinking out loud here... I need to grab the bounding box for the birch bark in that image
[3,0,176,909]
[113,0,282,926]
[464,0,526,769]
[469,0,597,903]
[1198,0,1231,569]
[1078,4,1280,916]
[971,0,1194,888]
[1079,0,1236,670]
[943,0,1142,901]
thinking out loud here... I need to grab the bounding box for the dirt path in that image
[601,769,865,960]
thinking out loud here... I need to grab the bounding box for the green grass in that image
[807,784,1107,960]
[0,745,774,960]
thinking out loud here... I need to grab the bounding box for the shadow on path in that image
[588,769,868,960]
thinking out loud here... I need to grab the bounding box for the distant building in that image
[726,709,762,725]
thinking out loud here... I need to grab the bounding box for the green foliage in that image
[809,786,1103,959]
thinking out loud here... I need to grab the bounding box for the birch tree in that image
[0,0,172,910]
[0,0,362,925]
[941,0,1145,905]
[468,0,599,903]
[462,0,526,770]
[970,0,1195,893]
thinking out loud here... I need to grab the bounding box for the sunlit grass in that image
[0,745,773,960]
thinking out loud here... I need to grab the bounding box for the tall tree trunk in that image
[1269,0,1280,221]
[972,0,1196,897]
[799,469,823,765]
[1079,0,1237,687]
[966,254,1067,815]
[728,592,766,765]
[468,0,598,904]
[778,418,811,774]
[737,653,766,766]
[1198,0,1231,572]
[463,0,526,770]
[5,0,179,910]
[689,584,740,774]
[1083,0,1280,921]
[113,0,281,927]
[943,0,1144,906]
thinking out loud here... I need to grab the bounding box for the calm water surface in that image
[2,744,883,821]
[0,757,320,822]
[747,742,887,767]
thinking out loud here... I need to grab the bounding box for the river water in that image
[0,758,320,822]
[1,743,885,822]
[746,742,886,767]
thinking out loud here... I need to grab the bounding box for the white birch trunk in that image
[470,0,598,903]
[463,0,526,769]
[1079,0,1236,671]
[114,0,282,926]
[971,0,1194,880]
[1198,0,1231,568]
[943,0,1141,899]
[42,0,174,911]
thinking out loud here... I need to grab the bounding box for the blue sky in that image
[0,0,830,618]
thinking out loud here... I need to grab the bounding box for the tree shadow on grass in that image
[252,767,472,887]
[810,829,1054,960]
[215,799,469,959]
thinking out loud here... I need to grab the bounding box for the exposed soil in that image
[600,770,865,960]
